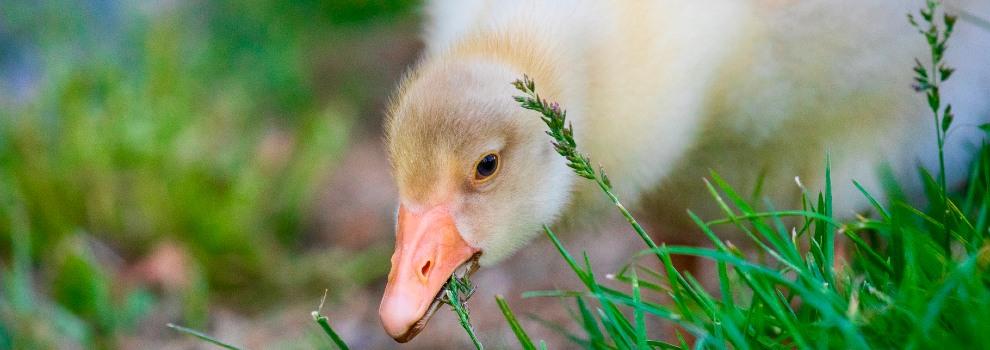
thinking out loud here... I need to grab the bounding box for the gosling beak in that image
[379,204,481,342]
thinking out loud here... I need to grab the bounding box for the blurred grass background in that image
[0,1,425,348]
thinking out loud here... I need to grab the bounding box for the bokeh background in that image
[0,1,650,348]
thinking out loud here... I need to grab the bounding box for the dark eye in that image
[475,153,499,180]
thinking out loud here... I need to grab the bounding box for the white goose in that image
[378,0,990,342]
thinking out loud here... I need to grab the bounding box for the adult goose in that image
[378,0,990,342]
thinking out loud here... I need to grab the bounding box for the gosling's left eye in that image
[475,153,499,180]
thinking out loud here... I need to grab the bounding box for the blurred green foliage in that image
[0,0,416,347]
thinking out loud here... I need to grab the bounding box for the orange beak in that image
[379,204,480,342]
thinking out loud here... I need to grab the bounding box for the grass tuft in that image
[444,276,485,350]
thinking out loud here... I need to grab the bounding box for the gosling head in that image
[379,58,573,342]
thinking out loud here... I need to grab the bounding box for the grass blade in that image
[576,297,607,349]
[312,290,350,350]
[630,267,647,350]
[311,312,350,350]
[496,295,537,350]
[166,323,241,350]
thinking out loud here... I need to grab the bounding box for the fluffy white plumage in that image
[391,0,990,264]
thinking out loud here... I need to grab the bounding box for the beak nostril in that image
[419,260,432,282]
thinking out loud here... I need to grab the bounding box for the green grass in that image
[166,291,353,350]
[486,2,990,347]
[445,276,484,350]
[167,323,241,350]
[0,0,411,347]
[312,290,351,350]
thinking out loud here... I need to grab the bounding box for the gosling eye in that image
[474,153,500,181]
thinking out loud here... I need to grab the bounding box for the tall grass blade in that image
[166,323,241,350]
[496,295,537,350]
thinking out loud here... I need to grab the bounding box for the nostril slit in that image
[420,260,432,278]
